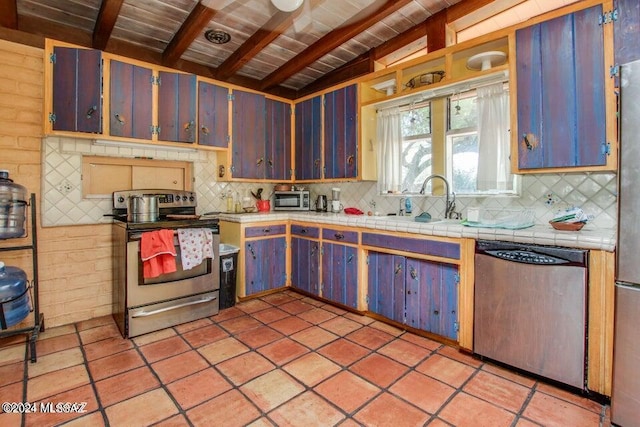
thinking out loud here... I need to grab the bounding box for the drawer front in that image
[291,224,320,238]
[362,232,460,260]
[322,228,358,244]
[245,224,287,238]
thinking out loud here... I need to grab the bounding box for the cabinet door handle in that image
[311,245,317,256]
[347,254,354,263]
[299,229,307,234]
[86,105,97,118]
[268,158,273,167]
[347,155,354,165]
[410,266,418,280]
[184,120,194,132]
[262,228,271,233]
[394,264,402,275]
[256,157,264,166]
[201,125,210,135]
[522,133,537,150]
[114,113,126,125]
[247,244,256,259]
[334,233,344,240]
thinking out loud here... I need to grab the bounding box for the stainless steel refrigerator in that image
[612,58,640,426]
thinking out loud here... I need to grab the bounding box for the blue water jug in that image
[0,261,30,329]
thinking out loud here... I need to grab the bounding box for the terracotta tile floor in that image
[0,290,612,427]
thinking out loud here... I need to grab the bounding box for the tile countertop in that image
[216,212,616,252]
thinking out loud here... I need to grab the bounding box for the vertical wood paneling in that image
[322,242,358,308]
[516,25,543,169]
[541,13,577,167]
[291,236,319,295]
[232,90,266,179]
[324,84,358,179]
[574,5,606,166]
[266,99,292,180]
[197,81,229,148]
[52,47,101,133]
[244,236,286,295]
[110,60,153,139]
[294,96,322,180]
[157,71,196,143]
[614,0,640,64]
[367,251,405,323]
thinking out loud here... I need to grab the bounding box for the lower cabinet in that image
[368,251,459,340]
[291,235,320,296]
[244,235,287,296]
[321,241,358,308]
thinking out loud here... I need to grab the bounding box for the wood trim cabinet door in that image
[244,236,287,296]
[404,258,459,340]
[232,90,266,179]
[516,4,607,170]
[291,236,320,296]
[367,251,406,324]
[197,81,229,148]
[51,47,102,133]
[157,71,197,143]
[265,98,292,181]
[614,0,640,64]
[321,241,358,308]
[294,96,322,181]
[324,84,358,179]
[110,60,153,139]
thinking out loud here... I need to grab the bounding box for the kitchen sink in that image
[377,215,461,224]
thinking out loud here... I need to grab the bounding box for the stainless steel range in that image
[111,189,220,338]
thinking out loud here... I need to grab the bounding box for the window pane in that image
[448,96,477,130]
[451,134,478,193]
[402,138,432,193]
[402,105,430,137]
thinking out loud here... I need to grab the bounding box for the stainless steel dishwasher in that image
[474,240,588,390]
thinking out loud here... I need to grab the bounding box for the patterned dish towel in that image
[178,228,215,270]
[140,229,177,279]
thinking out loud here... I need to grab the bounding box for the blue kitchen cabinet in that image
[157,71,197,143]
[51,46,102,133]
[324,84,358,179]
[232,90,266,179]
[294,96,322,180]
[291,236,320,296]
[110,60,153,140]
[244,236,287,296]
[614,0,640,64]
[321,241,358,308]
[198,81,229,148]
[367,251,459,340]
[265,98,292,181]
[367,251,406,323]
[516,4,607,170]
[404,257,458,340]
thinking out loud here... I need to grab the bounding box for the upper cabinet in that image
[515,4,614,172]
[614,0,640,64]
[198,81,229,148]
[324,84,358,180]
[232,90,266,180]
[294,96,322,181]
[109,60,153,140]
[157,71,197,143]
[50,46,102,134]
[265,98,292,181]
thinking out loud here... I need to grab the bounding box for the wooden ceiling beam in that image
[215,8,302,81]
[93,0,124,51]
[0,0,18,29]
[163,2,217,66]
[259,0,412,90]
[446,0,498,23]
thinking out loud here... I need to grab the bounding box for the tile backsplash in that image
[42,136,617,229]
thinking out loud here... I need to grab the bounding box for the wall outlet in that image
[57,180,73,194]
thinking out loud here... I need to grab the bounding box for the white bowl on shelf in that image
[467,51,507,71]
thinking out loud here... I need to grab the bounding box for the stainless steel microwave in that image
[273,190,310,211]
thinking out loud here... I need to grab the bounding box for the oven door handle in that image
[131,296,217,318]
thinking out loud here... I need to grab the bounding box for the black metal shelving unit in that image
[0,193,44,362]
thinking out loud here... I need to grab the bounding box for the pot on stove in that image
[128,194,159,223]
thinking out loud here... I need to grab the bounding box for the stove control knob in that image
[117,196,125,203]
[189,196,195,202]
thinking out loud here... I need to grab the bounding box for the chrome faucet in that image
[419,174,457,219]
[399,197,406,216]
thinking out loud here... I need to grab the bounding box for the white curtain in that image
[376,108,403,193]
[476,83,511,191]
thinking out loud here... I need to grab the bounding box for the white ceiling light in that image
[271,0,303,12]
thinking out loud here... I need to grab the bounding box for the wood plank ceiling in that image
[0,0,507,98]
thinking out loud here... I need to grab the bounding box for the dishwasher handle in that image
[484,249,569,265]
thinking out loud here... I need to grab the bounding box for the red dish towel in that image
[140,229,177,279]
